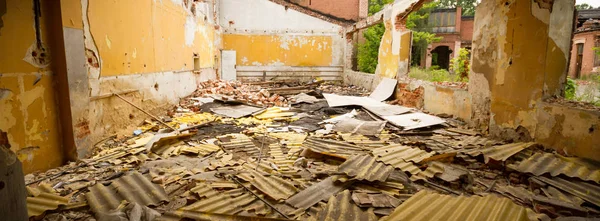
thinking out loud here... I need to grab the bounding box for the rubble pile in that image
[24,80,600,221]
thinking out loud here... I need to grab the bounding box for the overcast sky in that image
[577,0,600,7]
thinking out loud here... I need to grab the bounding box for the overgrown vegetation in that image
[575,3,596,10]
[449,48,470,81]
[437,0,477,16]
[565,78,577,100]
[357,0,393,73]
[407,2,442,66]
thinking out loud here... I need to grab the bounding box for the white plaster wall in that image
[219,0,341,33]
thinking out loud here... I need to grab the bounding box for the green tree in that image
[450,48,470,81]
[576,4,593,10]
[407,2,442,66]
[357,0,393,73]
[437,0,478,16]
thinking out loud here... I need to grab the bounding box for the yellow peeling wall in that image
[222,34,333,66]
[0,0,64,173]
[375,20,411,79]
[88,0,216,76]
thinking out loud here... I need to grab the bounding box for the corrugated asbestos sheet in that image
[86,172,168,220]
[268,144,293,171]
[286,176,354,211]
[309,190,378,221]
[158,210,287,221]
[454,135,503,148]
[372,144,435,163]
[463,142,535,163]
[237,170,299,200]
[183,182,244,214]
[532,176,600,207]
[509,152,600,183]
[218,134,261,157]
[180,144,221,156]
[337,154,395,182]
[340,134,389,148]
[27,185,69,217]
[303,137,369,159]
[382,190,536,221]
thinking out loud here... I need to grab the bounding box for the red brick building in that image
[568,9,600,78]
[289,0,369,21]
[423,7,474,70]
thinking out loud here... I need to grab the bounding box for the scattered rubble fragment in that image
[24,79,600,221]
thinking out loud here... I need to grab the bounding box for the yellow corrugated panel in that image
[382,190,538,221]
[26,184,69,217]
[509,152,600,183]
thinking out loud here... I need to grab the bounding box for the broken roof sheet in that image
[372,144,435,163]
[509,152,600,183]
[323,93,412,116]
[369,78,398,101]
[382,112,446,130]
[532,176,600,208]
[310,190,378,221]
[27,185,69,217]
[463,142,535,163]
[337,154,396,182]
[86,172,169,221]
[218,134,261,157]
[416,161,470,182]
[286,176,354,211]
[210,105,263,118]
[382,190,537,221]
[158,210,287,221]
[237,170,299,201]
[182,182,245,214]
[303,137,370,159]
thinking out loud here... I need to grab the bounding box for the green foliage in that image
[594,47,600,56]
[409,67,454,82]
[437,0,478,16]
[565,78,576,100]
[576,4,593,10]
[407,2,442,66]
[357,0,393,73]
[449,48,470,82]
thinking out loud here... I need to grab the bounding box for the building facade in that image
[423,7,474,70]
[568,9,600,78]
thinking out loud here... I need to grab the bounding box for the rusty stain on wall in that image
[222,34,334,66]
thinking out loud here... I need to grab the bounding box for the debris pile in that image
[24,79,600,221]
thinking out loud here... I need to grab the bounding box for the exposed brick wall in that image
[568,30,600,78]
[289,0,360,21]
[460,19,474,41]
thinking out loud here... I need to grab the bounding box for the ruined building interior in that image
[1,0,600,220]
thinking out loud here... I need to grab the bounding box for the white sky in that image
[577,0,600,7]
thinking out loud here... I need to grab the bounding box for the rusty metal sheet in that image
[237,170,298,201]
[183,182,244,214]
[286,176,353,211]
[381,190,538,221]
[26,185,69,217]
[303,137,369,159]
[311,190,378,221]
[532,176,600,208]
[509,152,600,183]
[338,154,396,182]
[382,113,446,130]
[218,134,261,157]
[463,142,535,163]
[372,144,435,164]
[86,171,168,221]
[158,210,287,221]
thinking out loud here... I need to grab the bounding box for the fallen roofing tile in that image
[416,161,471,182]
[543,186,585,206]
[183,182,244,214]
[446,128,479,136]
[268,144,294,172]
[210,105,263,118]
[509,152,600,183]
[454,135,504,148]
[531,176,600,208]
[179,143,221,156]
[302,137,369,159]
[333,118,386,135]
[145,133,194,152]
[310,190,378,221]
[382,113,446,130]
[218,134,261,157]
[237,170,299,201]
[381,190,541,221]
[26,185,69,217]
[86,172,169,221]
[255,107,295,120]
[286,176,354,211]
[463,142,535,163]
[337,154,395,182]
[351,182,405,198]
[340,133,388,148]
[158,210,287,221]
[351,192,401,208]
[372,144,435,164]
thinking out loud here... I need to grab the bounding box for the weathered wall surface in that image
[79,0,219,157]
[219,0,344,81]
[375,22,411,79]
[289,0,362,21]
[0,0,65,173]
[568,31,600,78]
